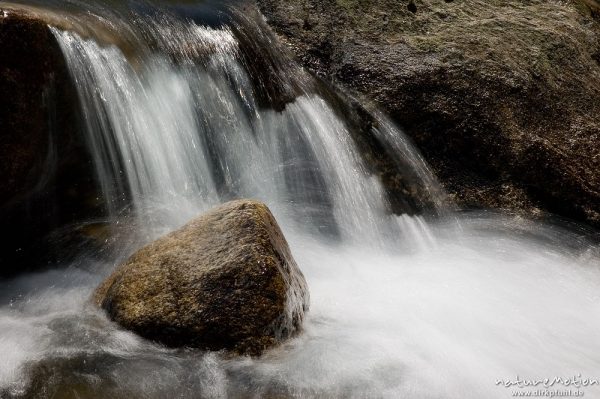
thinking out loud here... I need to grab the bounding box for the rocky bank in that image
[257,0,600,227]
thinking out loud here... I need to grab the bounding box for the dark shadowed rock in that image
[94,200,309,356]
[257,0,600,227]
[0,8,103,276]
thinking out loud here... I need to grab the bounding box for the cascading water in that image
[50,15,423,244]
[1,2,600,399]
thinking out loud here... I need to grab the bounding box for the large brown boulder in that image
[94,200,309,355]
[256,0,600,227]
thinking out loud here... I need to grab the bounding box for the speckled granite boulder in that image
[94,200,309,355]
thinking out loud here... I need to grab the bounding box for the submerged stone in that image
[94,200,309,356]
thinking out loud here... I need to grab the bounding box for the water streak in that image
[52,23,430,244]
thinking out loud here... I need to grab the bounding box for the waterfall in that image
[1,3,599,399]
[50,19,435,245]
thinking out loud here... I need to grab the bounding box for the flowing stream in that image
[1,1,600,398]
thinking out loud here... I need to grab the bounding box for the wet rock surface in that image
[94,200,309,356]
[256,0,600,226]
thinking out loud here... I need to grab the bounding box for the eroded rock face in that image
[257,0,600,227]
[94,200,309,355]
